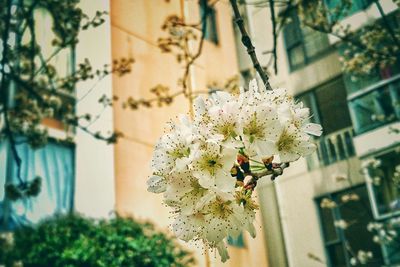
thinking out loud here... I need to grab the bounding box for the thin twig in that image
[244,163,289,190]
[230,0,272,90]
[181,0,209,95]
[268,0,278,74]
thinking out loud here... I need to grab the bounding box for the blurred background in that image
[0,0,400,266]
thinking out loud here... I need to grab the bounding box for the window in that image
[365,150,400,218]
[363,150,400,265]
[283,11,330,70]
[314,78,352,135]
[325,0,374,20]
[316,185,384,267]
[340,11,400,96]
[296,77,355,168]
[227,232,245,248]
[380,217,400,265]
[348,76,400,135]
[240,69,252,87]
[0,140,75,230]
[200,2,219,44]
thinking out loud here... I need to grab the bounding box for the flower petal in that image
[147,175,167,193]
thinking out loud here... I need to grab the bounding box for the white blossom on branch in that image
[147,79,322,262]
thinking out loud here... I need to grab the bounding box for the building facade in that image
[233,1,400,267]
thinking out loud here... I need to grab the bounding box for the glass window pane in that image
[315,77,352,135]
[288,45,305,69]
[382,218,400,265]
[1,140,75,230]
[319,205,338,242]
[227,232,245,248]
[368,150,400,216]
[283,16,302,48]
[200,4,218,44]
[326,0,373,20]
[327,244,347,267]
[337,187,384,267]
[349,83,398,134]
[302,27,329,59]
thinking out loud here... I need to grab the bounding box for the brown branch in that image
[181,0,209,95]
[244,163,289,190]
[268,0,278,74]
[230,0,272,90]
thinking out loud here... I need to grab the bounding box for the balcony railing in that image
[307,127,355,170]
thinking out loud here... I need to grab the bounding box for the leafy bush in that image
[0,214,195,267]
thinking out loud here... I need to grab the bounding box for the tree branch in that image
[244,162,289,190]
[268,0,278,74]
[230,0,272,90]
[181,0,209,95]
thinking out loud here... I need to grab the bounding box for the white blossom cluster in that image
[146,80,322,262]
[367,222,398,244]
[350,250,373,266]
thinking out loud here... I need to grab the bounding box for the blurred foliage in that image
[240,0,400,78]
[283,0,400,77]
[5,176,42,201]
[0,214,195,267]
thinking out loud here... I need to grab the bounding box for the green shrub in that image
[1,214,195,267]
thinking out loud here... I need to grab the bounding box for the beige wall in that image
[74,0,116,218]
[111,1,269,266]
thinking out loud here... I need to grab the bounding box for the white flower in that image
[367,222,383,232]
[356,250,373,264]
[201,196,246,244]
[172,212,205,242]
[320,198,337,209]
[164,171,215,215]
[191,142,237,193]
[265,124,316,162]
[239,104,282,158]
[235,189,258,238]
[238,79,264,107]
[334,219,348,229]
[150,123,195,176]
[147,175,167,193]
[341,193,360,203]
[302,123,323,137]
[206,100,243,148]
[216,241,230,263]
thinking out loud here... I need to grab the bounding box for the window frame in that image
[347,74,400,136]
[315,184,385,267]
[0,138,76,231]
[282,10,333,72]
[363,148,400,221]
[324,0,374,21]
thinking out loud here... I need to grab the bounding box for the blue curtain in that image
[0,139,74,230]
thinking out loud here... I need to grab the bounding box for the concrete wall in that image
[74,0,116,218]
